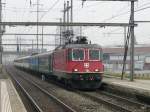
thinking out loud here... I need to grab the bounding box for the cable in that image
[102,2,150,22]
[40,0,60,21]
[20,0,60,38]
[136,1,150,9]
[81,2,103,8]
[135,6,150,12]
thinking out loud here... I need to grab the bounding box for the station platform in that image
[0,74,27,112]
[103,76,150,98]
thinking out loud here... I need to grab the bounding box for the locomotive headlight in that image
[95,69,99,72]
[73,69,78,72]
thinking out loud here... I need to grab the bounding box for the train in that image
[14,37,104,89]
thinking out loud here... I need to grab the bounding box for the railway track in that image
[6,65,150,112]
[6,66,76,112]
[76,90,150,112]
[97,90,150,110]
[7,65,115,112]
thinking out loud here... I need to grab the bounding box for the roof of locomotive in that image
[64,44,102,49]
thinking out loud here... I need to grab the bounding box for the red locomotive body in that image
[53,44,104,89]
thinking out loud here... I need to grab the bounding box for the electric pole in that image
[59,18,62,45]
[16,36,19,53]
[37,0,39,52]
[71,0,73,23]
[42,26,43,52]
[71,0,74,40]
[63,2,66,45]
[67,1,70,31]
[124,27,126,46]
[130,1,135,81]
[32,39,34,52]
[19,37,21,54]
[63,1,71,44]
[63,2,66,27]
[32,0,44,52]
[0,0,2,69]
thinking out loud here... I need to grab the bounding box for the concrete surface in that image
[103,77,150,97]
[0,79,27,112]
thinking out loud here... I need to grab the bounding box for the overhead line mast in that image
[37,0,39,51]
[130,0,135,81]
[0,0,3,71]
[62,0,73,45]
[81,0,137,81]
[0,0,1,66]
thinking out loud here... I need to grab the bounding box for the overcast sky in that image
[2,0,150,51]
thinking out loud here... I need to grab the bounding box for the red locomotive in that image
[53,43,104,89]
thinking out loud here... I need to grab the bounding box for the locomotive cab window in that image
[68,49,72,61]
[89,49,100,60]
[72,49,84,61]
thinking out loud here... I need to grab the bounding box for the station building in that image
[103,45,150,71]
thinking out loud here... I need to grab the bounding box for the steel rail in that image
[6,67,43,112]
[21,76,77,112]
[8,66,149,112]
[7,66,77,112]
[97,90,150,110]
[76,91,133,112]
[8,66,140,112]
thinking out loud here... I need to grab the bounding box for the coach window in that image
[89,49,100,60]
[72,49,84,61]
